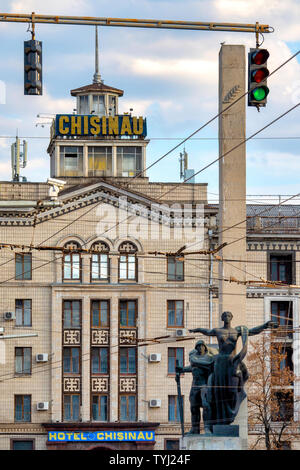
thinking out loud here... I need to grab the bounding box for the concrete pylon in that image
[218,45,246,328]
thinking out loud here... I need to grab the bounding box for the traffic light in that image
[24,39,42,95]
[248,48,269,107]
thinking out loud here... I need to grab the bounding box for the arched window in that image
[118,242,138,281]
[90,242,110,281]
[63,241,81,281]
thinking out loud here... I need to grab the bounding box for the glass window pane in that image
[72,254,80,279]
[72,348,79,373]
[72,301,80,327]
[63,349,70,373]
[23,396,31,421]
[92,302,99,327]
[168,301,175,326]
[13,441,34,450]
[23,349,31,374]
[120,304,127,327]
[100,301,108,326]
[16,255,23,279]
[64,395,71,421]
[24,301,32,326]
[92,349,99,373]
[128,349,136,374]
[177,349,184,368]
[72,395,80,421]
[100,349,108,373]
[92,259,99,279]
[176,302,184,326]
[127,302,136,327]
[92,396,99,420]
[168,258,175,280]
[100,396,108,421]
[15,349,23,373]
[120,396,127,421]
[128,396,136,421]
[168,396,175,421]
[120,349,127,373]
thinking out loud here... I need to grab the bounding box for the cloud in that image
[10,0,90,14]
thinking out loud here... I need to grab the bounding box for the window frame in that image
[118,254,137,282]
[167,256,184,282]
[63,393,80,422]
[168,395,184,423]
[167,300,184,328]
[91,347,109,375]
[119,347,137,375]
[15,299,32,327]
[168,347,184,375]
[91,394,109,422]
[14,395,31,423]
[91,299,110,329]
[63,347,81,375]
[10,439,35,450]
[119,394,137,422]
[63,247,82,282]
[15,253,32,280]
[90,253,110,282]
[268,251,295,285]
[119,299,137,329]
[63,300,82,329]
[15,347,32,375]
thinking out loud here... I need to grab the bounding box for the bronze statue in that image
[176,340,215,435]
[189,312,278,428]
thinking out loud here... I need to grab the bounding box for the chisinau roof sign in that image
[53,114,147,138]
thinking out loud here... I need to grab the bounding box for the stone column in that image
[218,45,246,327]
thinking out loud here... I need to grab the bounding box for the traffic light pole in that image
[0,12,273,34]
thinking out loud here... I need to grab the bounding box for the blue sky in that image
[0,0,299,204]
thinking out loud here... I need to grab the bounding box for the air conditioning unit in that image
[149,399,161,408]
[175,328,187,337]
[4,311,15,321]
[37,402,49,411]
[36,354,48,363]
[148,353,161,363]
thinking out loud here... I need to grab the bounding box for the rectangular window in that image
[63,394,80,421]
[119,300,137,328]
[63,253,81,280]
[91,348,108,374]
[167,300,184,327]
[15,253,32,280]
[15,299,32,327]
[270,253,293,284]
[120,395,136,421]
[168,395,183,423]
[59,146,83,176]
[91,254,109,280]
[92,95,105,115]
[88,147,112,177]
[12,440,34,450]
[92,395,108,421]
[91,300,109,328]
[167,256,184,281]
[15,348,31,375]
[168,348,184,374]
[120,348,136,374]
[63,300,81,329]
[15,395,31,422]
[271,301,293,339]
[271,390,294,422]
[63,348,80,374]
[165,439,180,450]
[117,147,142,177]
[119,255,137,281]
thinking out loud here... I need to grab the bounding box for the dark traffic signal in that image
[24,40,42,95]
[248,48,269,107]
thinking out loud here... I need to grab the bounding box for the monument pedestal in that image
[180,434,243,450]
[180,399,248,450]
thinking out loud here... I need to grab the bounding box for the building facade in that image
[0,65,299,450]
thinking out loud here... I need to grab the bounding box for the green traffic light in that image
[252,86,269,101]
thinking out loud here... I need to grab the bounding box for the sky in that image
[0,0,299,204]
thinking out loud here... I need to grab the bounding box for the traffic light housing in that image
[24,39,42,95]
[248,48,269,107]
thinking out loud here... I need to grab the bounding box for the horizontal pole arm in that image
[0,13,273,33]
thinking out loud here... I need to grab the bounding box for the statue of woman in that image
[189,312,277,427]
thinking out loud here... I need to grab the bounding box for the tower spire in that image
[93,25,102,84]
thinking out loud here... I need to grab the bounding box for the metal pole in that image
[175,359,185,437]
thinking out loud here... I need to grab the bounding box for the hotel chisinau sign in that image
[52,114,147,138]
